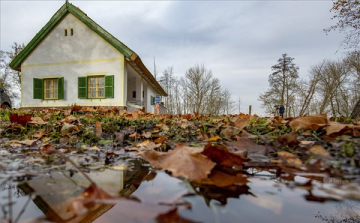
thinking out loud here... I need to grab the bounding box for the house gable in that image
[23,13,122,66]
[10,1,167,96]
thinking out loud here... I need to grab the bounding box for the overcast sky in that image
[0,0,347,115]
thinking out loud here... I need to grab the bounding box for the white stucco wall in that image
[21,13,125,107]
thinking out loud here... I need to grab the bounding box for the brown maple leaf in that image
[289,114,328,130]
[201,143,248,170]
[141,144,215,181]
[9,113,32,126]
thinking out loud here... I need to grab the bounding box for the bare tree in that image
[325,0,360,49]
[259,53,299,117]
[0,43,25,107]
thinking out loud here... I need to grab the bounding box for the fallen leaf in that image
[18,139,37,146]
[277,132,300,147]
[233,117,249,129]
[42,137,51,143]
[220,126,241,139]
[325,122,360,138]
[277,151,298,159]
[156,207,197,223]
[42,144,56,154]
[63,108,71,116]
[289,114,328,130]
[88,146,100,151]
[201,143,247,170]
[82,107,96,112]
[115,132,125,144]
[129,132,141,139]
[141,144,215,181]
[29,117,47,125]
[62,115,77,123]
[61,123,77,135]
[95,120,103,138]
[309,145,330,157]
[133,140,162,151]
[154,136,167,144]
[10,113,32,126]
[300,141,315,145]
[276,151,302,169]
[227,136,269,157]
[32,129,45,139]
[208,135,220,142]
[71,104,82,113]
[142,131,152,139]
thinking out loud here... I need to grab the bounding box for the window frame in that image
[87,75,106,99]
[43,78,59,100]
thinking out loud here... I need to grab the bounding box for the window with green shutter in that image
[33,78,43,99]
[58,77,64,99]
[79,75,114,99]
[105,75,114,98]
[78,76,87,99]
[150,96,155,105]
[34,77,64,100]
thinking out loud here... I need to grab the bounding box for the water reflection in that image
[0,158,360,223]
[315,201,360,223]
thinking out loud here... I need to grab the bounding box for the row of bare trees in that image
[158,65,235,115]
[0,43,25,108]
[259,51,360,118]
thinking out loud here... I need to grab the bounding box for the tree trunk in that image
[351,99,360,119]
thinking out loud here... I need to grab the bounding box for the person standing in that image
[279,105,285,118]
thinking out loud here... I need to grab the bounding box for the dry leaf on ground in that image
[201,143,247,169]
[227,136,269,157]
[29,117,47,125]
[142,131,152,139]
[276,151,302,169]
[233,117,249,130]
[133,140,162,151]
[208,135,221,142]
[325,122,360,138]
[141,144,215,181]
[10,113,32,126]
[154,136,167,144]
[95,120,103,138]
[17,139,37,146]
[309,145,331,157]
[289,114,328,130]
[277,132,300,147]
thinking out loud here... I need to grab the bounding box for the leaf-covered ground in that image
[0,106,359,222]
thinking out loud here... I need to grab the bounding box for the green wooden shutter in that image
[105,75,114,98]
[151,96,155,105]
[33,78,43,99]
[58,77,64,99]
[78,77,87,99]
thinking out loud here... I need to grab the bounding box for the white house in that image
[10,1,167,113]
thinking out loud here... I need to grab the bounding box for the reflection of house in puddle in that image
[19,159,152,222]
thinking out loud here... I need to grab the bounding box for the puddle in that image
[1,157,360,223]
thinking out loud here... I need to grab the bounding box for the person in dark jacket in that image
[279,105,285,118]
